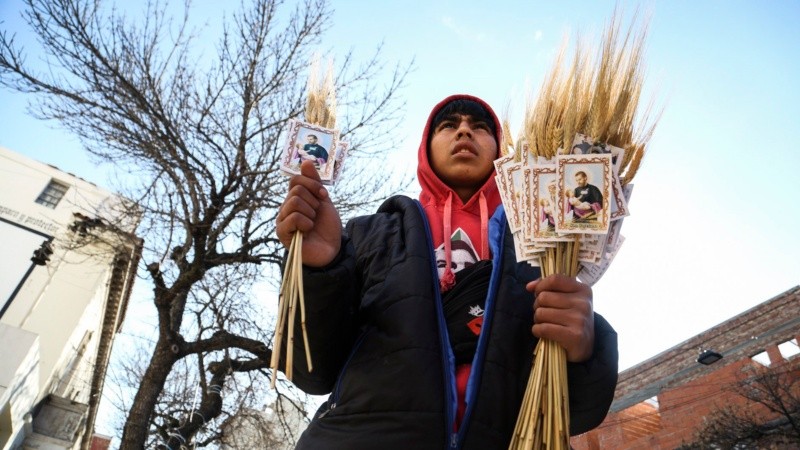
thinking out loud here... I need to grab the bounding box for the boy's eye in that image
[435,122,455,133]
[435,118,491,133]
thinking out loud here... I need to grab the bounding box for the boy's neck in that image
[453,187,476,204]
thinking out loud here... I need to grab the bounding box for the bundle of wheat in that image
[270,61,339,388]
[505,10,660,449]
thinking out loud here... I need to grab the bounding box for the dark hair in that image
[428,99,497,144]
[307,134,318,139]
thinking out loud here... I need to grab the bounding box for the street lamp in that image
[697,349,723,365]
[31,240,54,266]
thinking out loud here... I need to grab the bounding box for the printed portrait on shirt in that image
[435,228,478,278]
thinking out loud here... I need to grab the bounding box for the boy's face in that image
[429,113,497,200]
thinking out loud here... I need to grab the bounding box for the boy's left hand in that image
[526,274,594,363]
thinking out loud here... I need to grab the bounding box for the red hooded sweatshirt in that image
[416,94,504,426]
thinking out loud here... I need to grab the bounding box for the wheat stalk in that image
[510,239,579,450]
[271,59,337,386]
[509,8,658,449]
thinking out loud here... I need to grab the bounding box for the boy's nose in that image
[456,120,473,138]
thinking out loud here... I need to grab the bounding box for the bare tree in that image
[681,364,800,449]
[106,300,312,449]
[0,0,412,447]
[218,395,309,449]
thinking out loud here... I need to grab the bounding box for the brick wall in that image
[90,434,112,450]
[571,286,800,449]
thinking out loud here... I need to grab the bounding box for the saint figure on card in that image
[540,180,557,231]
[570,171,603,221]
[571,138,592,155]
[296,134,329,168]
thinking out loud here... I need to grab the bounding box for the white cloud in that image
[534,30,543,42]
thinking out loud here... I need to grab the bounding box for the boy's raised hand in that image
[526,275,595,363]
[276,160,342,267]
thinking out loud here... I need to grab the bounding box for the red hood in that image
[416,94,503,292]
[417,94,503,215]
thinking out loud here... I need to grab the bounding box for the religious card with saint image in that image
[609,170,629,221]
[532,165,571,243]
[614,182,635,223]
[578,233,606,264]
[493,155,516,224]
[322,140,349,186]
[520,166,534,243]
[569,133,629,220]
[555,153,613,235]
[569,133,625,170]
[280,119,339,182]
[578,235,625,287]
[504,162,525,233]
[513,230,527,263]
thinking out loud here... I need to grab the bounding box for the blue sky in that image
[2,0,799,376]
[316,0,800,370]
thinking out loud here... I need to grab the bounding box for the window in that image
[751,350,771,367]
[778,339,800,360]
[35,179,69,208]
[644,396,659,409]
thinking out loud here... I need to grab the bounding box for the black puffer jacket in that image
[287,195,618,450]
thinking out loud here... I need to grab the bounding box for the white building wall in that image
[18,254,112,396]
[0,146,137,449]
[220,396,309,449]
[0,324,40,449]
[50,283,108,405]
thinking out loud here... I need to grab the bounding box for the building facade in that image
[572,285,800,449]
[220,396,308,450]
[0,147,140,450]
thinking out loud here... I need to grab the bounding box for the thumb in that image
[300,160,322,181]
[526,278,541,293]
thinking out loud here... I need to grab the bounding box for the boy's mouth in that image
[452,143,477,156]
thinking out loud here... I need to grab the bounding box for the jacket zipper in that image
[317,402,336,418]
[453,207,506,447]
[415,201,459,450]
[316,331,369,419]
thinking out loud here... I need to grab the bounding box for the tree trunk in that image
[119,338,178,449]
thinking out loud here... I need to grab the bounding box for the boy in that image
[276,94,618,449]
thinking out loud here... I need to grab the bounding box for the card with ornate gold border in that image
[280,119,339,181]
[555,154,613,235]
